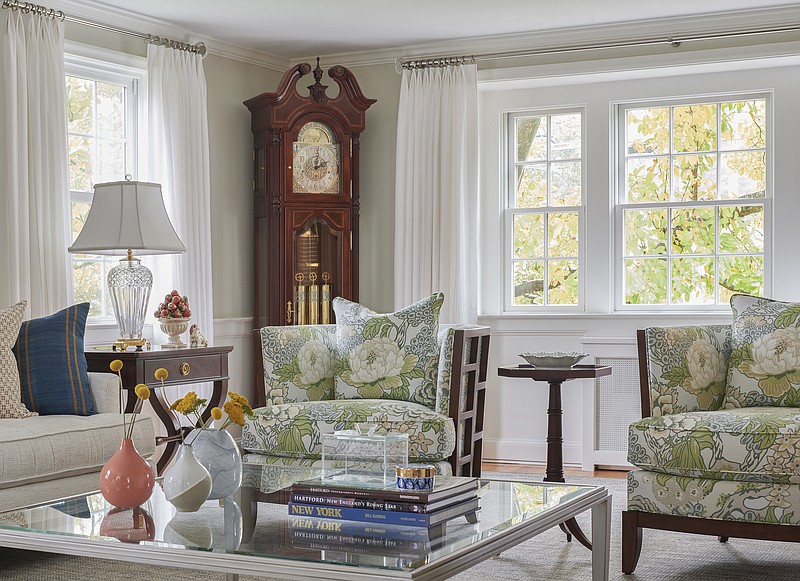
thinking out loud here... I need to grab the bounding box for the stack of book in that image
[289,519,433,566]
[287,476,480,529]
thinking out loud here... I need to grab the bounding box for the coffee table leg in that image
[226,575,239,581]
[591,494,612,581]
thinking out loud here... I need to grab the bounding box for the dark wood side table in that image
[86,345,233,475]
[498,363,612,550]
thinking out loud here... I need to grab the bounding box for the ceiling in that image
[57,0,800,60]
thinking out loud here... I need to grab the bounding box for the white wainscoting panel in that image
[580,337,639,470]
[213,317,255,438]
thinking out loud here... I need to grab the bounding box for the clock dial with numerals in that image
[292,122,341,194]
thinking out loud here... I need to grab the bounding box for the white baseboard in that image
[484,437,583,466]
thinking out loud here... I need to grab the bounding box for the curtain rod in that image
[1,0,207,55]
[396,22,800,71]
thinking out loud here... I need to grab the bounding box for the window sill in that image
[479,310,733,320]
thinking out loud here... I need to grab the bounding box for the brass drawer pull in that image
[180,362,190,376]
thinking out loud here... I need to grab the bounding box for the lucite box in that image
[321,430,409,488]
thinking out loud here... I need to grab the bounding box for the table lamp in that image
[69,177,186,351]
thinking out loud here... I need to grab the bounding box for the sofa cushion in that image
[14,303,96,415]
[628,407,800,483]
[333,293,444,407]
[725,294,800,408]
[260,325,336,404]
[0,413,154,490]
[242,399,455,462]
[627,470,800,524]
[0,301,36,419]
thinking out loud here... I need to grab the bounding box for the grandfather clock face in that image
[292,122,341,194]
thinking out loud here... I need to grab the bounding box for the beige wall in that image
[203,55,281,319]
[346,62,402,312]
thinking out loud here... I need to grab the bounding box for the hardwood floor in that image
[483,461,628,479]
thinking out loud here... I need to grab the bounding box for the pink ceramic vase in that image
[99,438,155,509]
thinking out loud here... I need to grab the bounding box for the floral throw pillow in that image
[333,293,444,407]
[725,294,800,408]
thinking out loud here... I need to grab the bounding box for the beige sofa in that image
[0,372,155,511]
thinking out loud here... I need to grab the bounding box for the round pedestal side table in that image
[498,363,612,550]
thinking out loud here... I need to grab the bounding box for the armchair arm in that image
[88,372,122,414]
[436,325,490,477]
[637,325,731,418]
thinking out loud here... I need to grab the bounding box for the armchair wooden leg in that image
[622,510,643,575]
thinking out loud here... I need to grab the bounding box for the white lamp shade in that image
[69,180,186,256]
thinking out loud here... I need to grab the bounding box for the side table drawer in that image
[143,353,225,385]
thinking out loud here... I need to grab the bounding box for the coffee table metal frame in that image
[0,479,611,581]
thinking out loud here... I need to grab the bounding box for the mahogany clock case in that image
[245,60,375,406]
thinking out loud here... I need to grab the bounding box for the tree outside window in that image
[507,110,583,308]
[619,97,768,306]
[66,71,135,318]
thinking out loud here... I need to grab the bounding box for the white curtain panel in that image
[394,64,479,324]
[147,44,214,347]
[0,10,70,315]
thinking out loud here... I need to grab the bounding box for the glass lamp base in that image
[108,256,152,346]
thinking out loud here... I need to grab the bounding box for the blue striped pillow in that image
[13,303,96,416]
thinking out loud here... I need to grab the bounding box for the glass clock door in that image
[288,213,347,325]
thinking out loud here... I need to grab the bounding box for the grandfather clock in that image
[245,59,375,332]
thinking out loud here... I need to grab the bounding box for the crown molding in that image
[477,41,800,90]
[29,1,800,73]
[297,5,800,69]
[44,0,290,71]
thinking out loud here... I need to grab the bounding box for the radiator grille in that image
[595,356,640,453]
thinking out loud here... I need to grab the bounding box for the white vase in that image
[162,443,212,512]
[159,317,190,349]
[190,428,243,499]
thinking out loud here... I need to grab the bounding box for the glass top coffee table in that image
[0,470,610,581]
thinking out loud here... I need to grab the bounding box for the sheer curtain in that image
[147,44,214,347]
[0,10,69,315]
[394,64,479,323]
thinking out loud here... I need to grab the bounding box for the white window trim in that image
[612,90,773,312]
[503,106,587,312]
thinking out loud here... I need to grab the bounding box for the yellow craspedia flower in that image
[223,400,245,427]
[154,368,168,381]
[134,384,150,400]
[109,360,123,372]
[210,407,223,421]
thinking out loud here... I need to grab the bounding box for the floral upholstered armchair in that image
[241,294,490,498]
[623,294,800,574]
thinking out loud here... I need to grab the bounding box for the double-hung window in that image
[65,58,141,319]
[505,109,584,309]
[617,95,769,307]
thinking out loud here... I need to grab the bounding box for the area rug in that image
[1,472,798,580]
